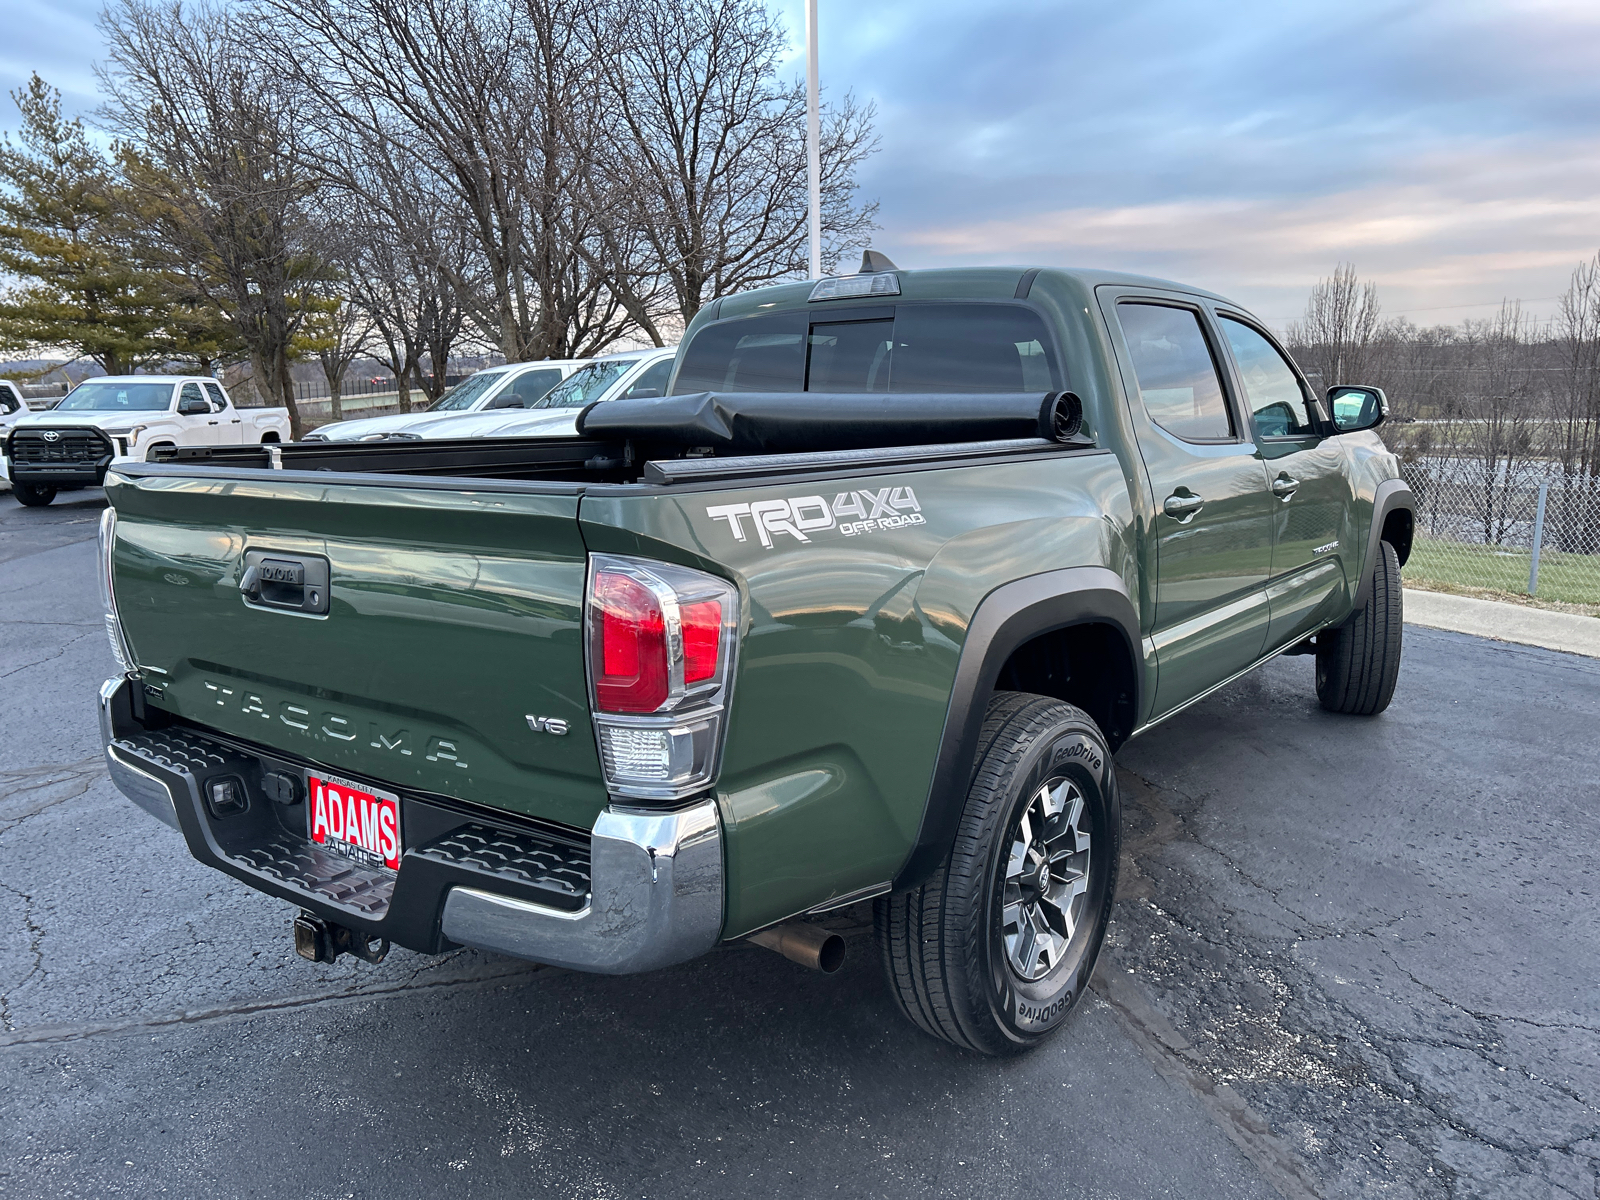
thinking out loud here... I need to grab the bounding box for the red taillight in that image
[594,570,669,713]
[681,599,722,684]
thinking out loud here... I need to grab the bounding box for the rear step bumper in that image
[99,676,724,975]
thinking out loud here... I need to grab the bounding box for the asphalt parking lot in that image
[2,488,1597,1199]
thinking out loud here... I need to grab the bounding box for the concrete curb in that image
[1404,588,1600,659]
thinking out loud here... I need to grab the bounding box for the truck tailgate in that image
[106,471,606,829]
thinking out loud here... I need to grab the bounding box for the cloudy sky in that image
[6,0,1598,330]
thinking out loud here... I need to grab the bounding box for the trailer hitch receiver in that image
[293,912,390,964]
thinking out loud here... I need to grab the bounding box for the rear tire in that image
[875,692,1120,1055]
[1317,540,1403,715]
[13,482,56,506]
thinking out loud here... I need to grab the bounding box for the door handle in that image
[1163,491,1205,521]
[231,418,241,424]
[1272,474,1300,499]
[207,420,219,425]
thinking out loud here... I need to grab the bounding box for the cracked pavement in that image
[1,487,1595,1198]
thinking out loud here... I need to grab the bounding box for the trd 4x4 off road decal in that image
[707,487,924,548]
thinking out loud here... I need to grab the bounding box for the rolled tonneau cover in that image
[576,391,1084,456]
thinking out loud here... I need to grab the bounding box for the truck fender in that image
[891,566,1142,891]
[1348,479,1416,613]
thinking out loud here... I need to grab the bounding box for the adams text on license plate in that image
[308,772,400,870]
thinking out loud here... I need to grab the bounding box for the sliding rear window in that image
[672,303,1059,394]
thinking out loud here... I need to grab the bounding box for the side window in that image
[500,368,564,407]
[622,358,673,400]
[673,315,804,393]
[203,382,229,411]
[0,385,17,415]
[1218,317,1317,438]
[179,382,206,410]
[1116,303,1234,441]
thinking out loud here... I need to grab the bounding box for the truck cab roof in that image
[708,264,1234,325]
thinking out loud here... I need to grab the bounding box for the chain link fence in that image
[1400,462,1600,607]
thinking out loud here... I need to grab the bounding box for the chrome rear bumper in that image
[439,804,722,974]
[98,675,725,974]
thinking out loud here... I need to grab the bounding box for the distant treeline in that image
[1285,262,1600,491]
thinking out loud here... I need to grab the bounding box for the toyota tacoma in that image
[94,261,1414,1054]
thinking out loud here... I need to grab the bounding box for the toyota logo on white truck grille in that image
[41,430,60,442]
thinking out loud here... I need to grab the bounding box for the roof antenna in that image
[859,249,899,274]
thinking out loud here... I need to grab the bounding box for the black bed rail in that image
[150,435,629,478]
[577,390,1087,456]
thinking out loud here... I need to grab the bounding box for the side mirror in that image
[177,396,210,415]
[489,394,525,409]
[1327,385,1387,433]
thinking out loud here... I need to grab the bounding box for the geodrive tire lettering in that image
[875,692,1120,1055]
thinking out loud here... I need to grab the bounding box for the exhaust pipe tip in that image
[748,921,847,973]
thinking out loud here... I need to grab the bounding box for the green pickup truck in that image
[96,262,1415,1055]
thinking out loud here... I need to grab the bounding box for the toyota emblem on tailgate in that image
[41,430,60,441]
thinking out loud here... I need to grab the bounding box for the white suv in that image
[412,348,678,441]
[304,360,589,442]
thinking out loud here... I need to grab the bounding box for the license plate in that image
[308,772,401,871]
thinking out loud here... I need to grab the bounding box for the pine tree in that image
[0,75,168,374]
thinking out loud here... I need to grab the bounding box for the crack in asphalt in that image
[1110,762,1598,1197]
[1377,944,1600,1038]
[0,757,103,836]
[0,629,95,680]
[0,961,541,1049]
[0,758,110,1031]
[0,878,46,1035]
[1093,956,1327,1200]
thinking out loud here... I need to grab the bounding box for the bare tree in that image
[100,0,328,437]
[347,247,424,416]
[260,0,639,362]
[1552,253,1600,551]
[414,278,469,403]
[304,291,369,423]
[332,146,476,411]
[590,0,877,336]
[1289,263,1382,389]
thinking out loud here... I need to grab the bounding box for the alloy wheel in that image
[1000,776,1092,982]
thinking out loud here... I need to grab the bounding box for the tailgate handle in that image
[240,552,330,616]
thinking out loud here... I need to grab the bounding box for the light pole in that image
[805,0,822,280]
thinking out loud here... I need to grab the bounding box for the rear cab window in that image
[672,302,1060,395]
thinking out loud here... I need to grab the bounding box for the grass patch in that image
[1404,535,1600,607]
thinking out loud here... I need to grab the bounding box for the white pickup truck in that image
[2,375,291,506]
[0,379,27,427]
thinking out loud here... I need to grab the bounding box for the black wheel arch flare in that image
[892,567,1142,891]
[1349,479,1417,614]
